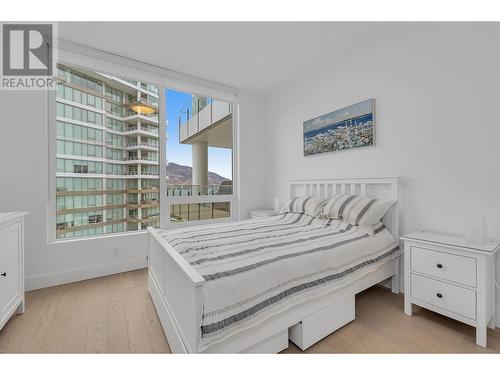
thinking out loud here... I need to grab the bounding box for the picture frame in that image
[303,99,375,156]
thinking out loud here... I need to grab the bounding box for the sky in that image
[165,89,232,180]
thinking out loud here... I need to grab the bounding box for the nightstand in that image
[249,209,276,219]
[401,231,499,347]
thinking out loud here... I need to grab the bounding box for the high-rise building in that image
[55,64,160,239]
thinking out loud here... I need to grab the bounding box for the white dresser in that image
[401,231,498,347]
[0,212,27,330]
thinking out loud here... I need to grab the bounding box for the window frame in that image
[47,44,239,243]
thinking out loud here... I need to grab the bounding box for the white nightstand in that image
[401,231,499,347]
[249,209,276,219]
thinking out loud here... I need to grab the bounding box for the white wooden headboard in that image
[289,177,399,238]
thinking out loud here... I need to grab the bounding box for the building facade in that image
[55,65,160,239]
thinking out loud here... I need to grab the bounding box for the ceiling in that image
[59,22,427,94]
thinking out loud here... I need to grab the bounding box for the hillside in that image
[166,162,230,185]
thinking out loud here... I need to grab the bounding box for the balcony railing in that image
[170,202,230,223]
[124,169,159,175]
[141,170,160,175]
[126,200,159,207]
[127,213,159,221]
[166,184,233,196]
[142,127,159,134]
[123,112,159,123]
[125,125,159,134]
[178,96,232,142]
[123,157,159,162]
[126,142,159,149]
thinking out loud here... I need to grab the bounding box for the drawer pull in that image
[436,293,443,298]
[0,272,6,277]
[436,263,443,269]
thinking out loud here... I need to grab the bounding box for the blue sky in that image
[165,89,232,180]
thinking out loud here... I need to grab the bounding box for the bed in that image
[148,178,401,353]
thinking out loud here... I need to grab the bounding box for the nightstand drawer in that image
[411,246,476,287]
[410,273,476,320]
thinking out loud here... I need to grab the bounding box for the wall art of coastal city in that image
[303,99,375,156]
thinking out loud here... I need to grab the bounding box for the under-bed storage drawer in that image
[289,294,354,350]
[242,330,289,353]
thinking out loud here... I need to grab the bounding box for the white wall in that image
[238,91,270,217]
[0,88,267,290]
[263,23,500,324]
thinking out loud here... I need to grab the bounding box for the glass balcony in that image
[170,202,230,223]
[166,184,232,196]
[178,96,232,142]
[126,141,159,149]
[123,156,159,162]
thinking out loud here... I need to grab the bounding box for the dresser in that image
[401,231,498,347]
[0,212,27,330]
[249,209,276,219]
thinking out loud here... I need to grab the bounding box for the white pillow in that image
[321,194,396,227]
[281,195,327,217]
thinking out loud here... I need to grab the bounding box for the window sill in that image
[48,216,235,245]
[48,228,148,245]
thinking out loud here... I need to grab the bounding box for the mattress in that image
[158,212,400,350]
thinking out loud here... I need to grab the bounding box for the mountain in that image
[166,162,230,185]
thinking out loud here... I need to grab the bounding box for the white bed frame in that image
[148,177,400,353]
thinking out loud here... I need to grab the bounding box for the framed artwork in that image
[303,99,375,156]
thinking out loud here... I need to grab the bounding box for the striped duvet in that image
[158,212,400,350]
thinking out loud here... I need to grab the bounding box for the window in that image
[57,102,103,125]
[106,118,125,131]
[54,64,160,239]
[74,165,88,174]
[52,61,237,240]
[88,214,102,224]
[165,89,234,224]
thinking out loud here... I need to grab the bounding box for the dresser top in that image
[401,231,499,253]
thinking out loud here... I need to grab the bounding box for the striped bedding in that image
[158,212,400,350]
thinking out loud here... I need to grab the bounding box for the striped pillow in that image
[321,194,396,227]
[281,195,327,217]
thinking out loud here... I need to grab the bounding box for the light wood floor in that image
[1,269,499,353]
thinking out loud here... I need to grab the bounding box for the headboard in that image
[289,177,399,238]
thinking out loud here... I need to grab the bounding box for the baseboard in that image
[25,256,148,291]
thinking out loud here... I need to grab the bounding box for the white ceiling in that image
[59,22,425,94]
